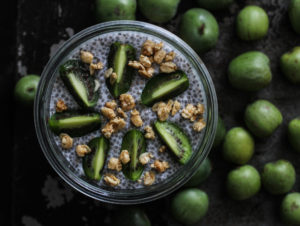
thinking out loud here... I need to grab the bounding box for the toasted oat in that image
[89,62,103,75]
[193,119,206,132]
[181,104,197,121]
[165,51,176,62]
[119,150,130,164]
[104,68,113,78]
[154,42,164,52]
[117,107,127,118]
[120,94,135,111]
[131,109,143,127]
[151,160,170,173]
[56,99,67,112]
[138,67,154,79]
[154,49,166,64]
[139,55,152,68]
[160,62,177,73]
[59,133,73,149]
[139,152,153,165]
[141,40,155,56]
[110,72,118,84]
[104,174,120,187]
[108,157,122,171]
[105,100,117,110]
[102,122,114,139]
[75,144,91,157]
[152,101,173,121]
[144,171,155,186]
[80,50,94,64]
[144,125,155,140]
[128,60,145,70]
[101,107,116,120]
[171,100,181,116]
[159,145,166,153]
[195,103,205,115]
[110,117,126,131]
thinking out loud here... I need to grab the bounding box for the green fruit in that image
[171,188,209,225]
[95,0,136,22]
[226,165,261,200]
[107,42,136,98]
[236,5,269,41]
[244,100,283,138]
[141,70,189,106]
[289,0,300,34]
[261,160,296,195]
[179,8,219,53]
[222,127,255,165]
[280,47,300,84]
[228,51,272,91]
[14,75,40,106]
[60,60,100,109]
[121,130,146,181]
[138,0,180,23]
[112,207,151,226]
[48,111,101,137]
[213,116,226,148]
[154,121,192,164]
[288,117,300,153]
[184,158,212,187]
[281,193,300,225]
[83,136,109,181]
[196,0,234,11]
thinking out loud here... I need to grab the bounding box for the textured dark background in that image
[2,0,300,225]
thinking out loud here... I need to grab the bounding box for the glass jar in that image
[34,20,218,204]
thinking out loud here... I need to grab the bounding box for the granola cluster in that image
[80,50,103,75]
[131,109,143,127]
[59,133,73,149]
[75,144,91,157]
[152,100,181,121]
[181,103,206,132]
[151,160,170,173]
[56,99,68,112]
[128,40,178,78]
[100,94,137,138]
[144,125,155,140]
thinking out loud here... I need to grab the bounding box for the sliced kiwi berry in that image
[82,136,109,181]
[60,60,100,109]
[121,129,146,181]
[141,70,189,106]
[48,111,101,137]
[154,121,192,164]
[106,42,136,98]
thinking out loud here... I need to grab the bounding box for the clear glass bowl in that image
[34,21,218,204]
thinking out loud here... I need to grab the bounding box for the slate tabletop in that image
[3,0,300,225]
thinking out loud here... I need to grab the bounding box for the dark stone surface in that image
[8,0,300,225]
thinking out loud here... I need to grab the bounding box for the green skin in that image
[95,0,136,22]
[196,0,234,11]
[228,51,272,91]
[244,99,283,138]
[261,160,296,195]
[222,127,255,165]
[14,75,40,106]
[281,193,300,225]
[288,117,300,153]
[138,0,180,23]
[289,0,300,34]
[280,47,300,84]
[184,158,212,187]
[236,5,269,41]
[171,188,209,225]
[179,8,219,53]
[213,116,226,148]
[111,207,151,226]
[226,165,261,201]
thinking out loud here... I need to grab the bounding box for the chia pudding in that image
[47,30,207,190]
